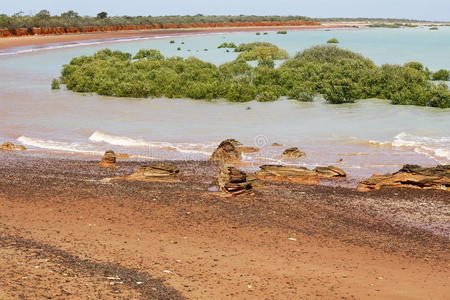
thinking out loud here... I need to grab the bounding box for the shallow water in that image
[1,27,449,178]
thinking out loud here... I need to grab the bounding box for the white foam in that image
[17,136,103,155]
[392,132,450,161]
[88,130,213,156]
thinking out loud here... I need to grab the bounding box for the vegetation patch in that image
[327,38,339,44]
[218,42,237,49]
[57,45,450,108]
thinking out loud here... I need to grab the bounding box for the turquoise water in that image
[1,27,449,178]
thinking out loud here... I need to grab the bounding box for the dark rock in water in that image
[282,147,306,159]
[1,142,26,151]
[217,165,253,196]
[314,166,347,178]
[357,164,450,192]
[210,140,241,163]
[98,150,116,168]
[255,165,319,185]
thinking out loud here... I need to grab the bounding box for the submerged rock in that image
[98,150,117,168]
[314,166,347,178]
[357,164,450,192]
[210,140,242,163]
[217,165,253,196]
[282,147,306,159]
[255,165,319,185]
[1,142,26,151]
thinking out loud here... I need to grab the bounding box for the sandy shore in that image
[0,152,448,299]
[0,25,353,51]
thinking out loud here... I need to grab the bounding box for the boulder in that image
[223,139,243,147]
[1,142,26,151]
[217,165,253,196]
[357,164,450,192]
[98,150,116,168]
[314,166,347,178]
[271,143,284,147]
[210,140,241,163]
[236,146,260,153]
[255,165,319,185]
[282,147,306,159]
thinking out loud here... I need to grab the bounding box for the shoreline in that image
[0,25,355,51]
[0,152,448,299]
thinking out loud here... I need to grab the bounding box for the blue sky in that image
[2,0,449,21]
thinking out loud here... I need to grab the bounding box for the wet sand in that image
[0,25,352,51]
[0,152,449,299]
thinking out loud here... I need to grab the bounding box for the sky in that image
[2,0,449,21]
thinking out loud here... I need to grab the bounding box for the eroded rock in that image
[282,147,306,159]
[217,165,253,196]
[314,166,347,178]
[357,164,450,192]
[98,150,117,168]
[1,142,26,151]
[104,163,180,183]
[255,165,319,185]
[236,146,260,153]
[210,140,241,163]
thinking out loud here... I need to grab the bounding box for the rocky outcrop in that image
[210,140,241,163]
[1,142,26,151]
[357,164,450,192]
[217,165,253,196]
[255,164,346,184]
[255,165,319,184]
[314,166,347,178]
[98,150,116,168]
[271,143,284,147]
[282,147,306,159]
[104,163,180,183]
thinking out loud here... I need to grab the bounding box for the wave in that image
[17,136,103,155]
[392,132,450,162]
[88,130,213,156]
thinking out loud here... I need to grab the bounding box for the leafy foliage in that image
[58,45,450,108]
[327,38,339,44]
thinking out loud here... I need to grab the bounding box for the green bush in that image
[51,78,60,90]
[58,45,450,108]
[218,42,237,48]
[277,31,288,34]
[327,38,339,44]
[432,69,450,81]
[234,42,274,52]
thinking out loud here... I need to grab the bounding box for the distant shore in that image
[0,25,356,51]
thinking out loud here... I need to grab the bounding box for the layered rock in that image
[1,142,26,151]
[98,150,117,168]
[314,166,347,178]
[271,143,284,147]
[104,163,180,183]
[357,164,450,192]
[210,140,242,163]
[255,165,319,184]
[282,147,306,159]
[217,165,253,196]
[236,146,260,153]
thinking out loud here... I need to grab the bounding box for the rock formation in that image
[1,142,26,151]
[98,150,117,168]
[282,147,306,159]
[236,146,260,153]
[357,164,450,192]
[271,143,284,147]
[314,166,347,178]
[210,140,241,163]
[255,165,346,184]
[104,163,180,183]
[255,165,319,184]
[217,165,253,196]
